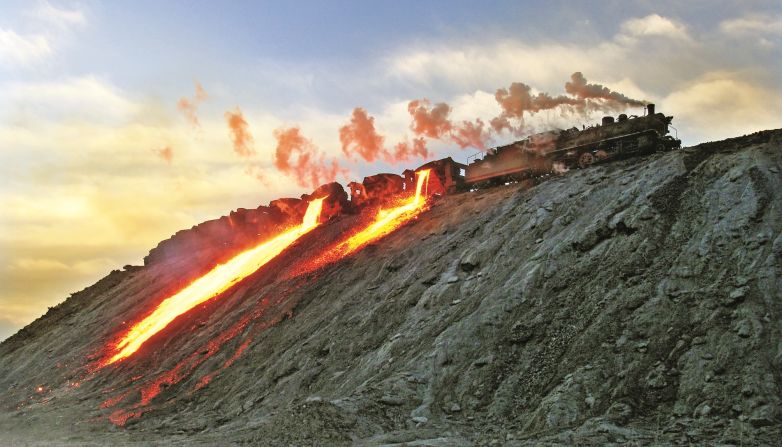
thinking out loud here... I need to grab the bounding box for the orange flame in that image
[104,198,325,365]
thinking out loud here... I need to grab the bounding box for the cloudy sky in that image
[1,0,780,340]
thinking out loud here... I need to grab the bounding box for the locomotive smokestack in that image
[602,116,615,126]
[647,103,655,115]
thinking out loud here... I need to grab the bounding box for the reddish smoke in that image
[451,119,489,149]
[408,99,452,139]
[244,164,269,186]
[393,137,429,161]
[154,146,173,164]
[492,82,579,132]
[564,72,645,108]
[339,108,388,162]
[407,99,489,150]
[177,81,208,127]
[274,126,345,188]
[225,108,255,157]
[194,82,207,102]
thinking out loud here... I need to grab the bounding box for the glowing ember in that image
[104,198,325,365]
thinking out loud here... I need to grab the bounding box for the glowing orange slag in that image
[104,198,325,365]
[340,169,431,255]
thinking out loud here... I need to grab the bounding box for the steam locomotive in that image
[462,103,680,188]
[350,104,680,203]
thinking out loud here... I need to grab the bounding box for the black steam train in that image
[461,103,680,188]
[350,104,680,203]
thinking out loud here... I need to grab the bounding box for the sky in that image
[1,0,780,340]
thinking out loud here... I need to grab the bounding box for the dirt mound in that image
[1,130,781,445]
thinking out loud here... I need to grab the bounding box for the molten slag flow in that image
[340,169,431,255]
[104,198,325,365]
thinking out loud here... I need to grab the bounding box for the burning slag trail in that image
[103,198,326,365]
[298,169,433,275]
[340,169,431,255]
[103,170,431,366]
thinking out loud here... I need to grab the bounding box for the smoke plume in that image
[564,72,645,108]
[339,108,388,163]
[407,99,490,149]
[492,82,579,132]
[177,81,208,127]
[451,119,489,149]
[393,137,429,161]
[228,71,644,189]
[408,99,452,139]
[274,127,345,189]
[153,146,173,164]
[491,72,645,133]
[225,108,255,157]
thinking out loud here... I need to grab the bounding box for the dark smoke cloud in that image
[274,126,345,189]
[339,108,387,163]
[177,81,208,127]
[225,108,255,157]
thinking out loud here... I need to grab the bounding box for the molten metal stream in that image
[104,198,325,365]
[340,169,431,255]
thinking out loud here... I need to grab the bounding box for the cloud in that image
[662,71,782,141]
[0,27,51,66]
[4,76,138,123]
[617,14,691,42]
[720,15,782,36]
[0,2,86,68]
[28,1,87,29]
[720,14,782,39]
[8,258,70,272]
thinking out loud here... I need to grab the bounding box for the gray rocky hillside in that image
[0,129,780,446]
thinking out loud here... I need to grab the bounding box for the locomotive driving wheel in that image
[578,152,595,168]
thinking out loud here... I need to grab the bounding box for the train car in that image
[348,173,405,207]
[403,157,466,195]
[463,104,680,187]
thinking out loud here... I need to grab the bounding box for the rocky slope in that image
[1,130,780,446]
